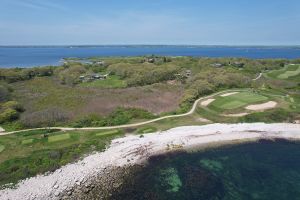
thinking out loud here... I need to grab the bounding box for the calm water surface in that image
[0,46,300,68]
[113,139,300,200]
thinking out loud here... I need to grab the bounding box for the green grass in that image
[21,139,34,145]
[0,129,124,186]
[209,92,269,110]
[266,65,300,80]
[80,75,127,89]
[95,130,120,137]
[137,126,158,134]
[0,145,5,153]
[48,133,71,143]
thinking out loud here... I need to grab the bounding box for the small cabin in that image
[211,63,224,68]
[231,62,244,68]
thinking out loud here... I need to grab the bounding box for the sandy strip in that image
[200,99,215,106]
[0,123,299,200]
[246,101,277,111]
[220,92,239,97]
[196,117,211,123]
[222,113,249,117]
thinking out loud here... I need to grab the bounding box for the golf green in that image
[210,92,268,110]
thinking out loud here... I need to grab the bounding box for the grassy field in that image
[0,145,4,153]
[208,92,269,111]
[136,126,158,134]
[0,129,124,186]
[21,139,34,145]
[11,78,184,122]
[266,64,300,80]
[79,75,127,89]
[48,133,71,143]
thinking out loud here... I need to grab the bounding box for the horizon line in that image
[1,44,300,48]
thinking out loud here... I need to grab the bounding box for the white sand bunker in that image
[246,101,277,111]
[220,92,239,97]
[201,99,215,106]
[0,127,4,132]
[196,118,211,123]
[223,113,249,117]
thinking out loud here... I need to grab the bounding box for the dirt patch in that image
[223,113,249,117]
[200,99,215,106]
[13,78,184,118]
[80,84,184,115]
[246,101,277,111]
[220,92,239,97]
[196,118,212,123]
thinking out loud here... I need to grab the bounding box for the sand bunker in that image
[0,127,4,132]
[223,113,249,117]
[246,101,277,111]
[220,92,239,97]
[201,99,215,106]
[196,118,211,123]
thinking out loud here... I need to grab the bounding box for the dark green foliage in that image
[239,108,296,123]
[0,101,24,124]
[73,107,156,127]
[0,108,19,123]
[0,84,10,102]
[108,63,181,86]
[0,67,53,83]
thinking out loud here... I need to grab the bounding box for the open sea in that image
[0,46,300,68]
[114,139,300,200]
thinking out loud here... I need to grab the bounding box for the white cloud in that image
[6,0,67,11]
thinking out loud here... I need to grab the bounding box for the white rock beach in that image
[0,123,299,200]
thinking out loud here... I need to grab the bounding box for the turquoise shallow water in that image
[113,139,300,200]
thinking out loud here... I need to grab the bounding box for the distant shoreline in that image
[1,45,300,49]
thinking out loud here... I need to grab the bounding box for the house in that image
[95,61,105,66]
[144,58,155,63]
[231,62,244,68]
[211,63,224,68]
[79,73,109,82]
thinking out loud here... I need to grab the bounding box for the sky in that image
[0,0,300,45]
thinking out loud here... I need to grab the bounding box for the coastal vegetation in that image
[0,56,299,186]
[1,56,298,130]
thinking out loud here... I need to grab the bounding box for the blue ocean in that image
[0,46,300,68]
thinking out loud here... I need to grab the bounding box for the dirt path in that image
[200,99,215,106]
[0,89,246,136]
[253,73,262,81]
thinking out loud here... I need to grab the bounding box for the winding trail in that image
[253,73,263,81]
[0,89,246,136]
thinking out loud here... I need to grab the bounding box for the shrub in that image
[73,107,155,128]
[21,107,70,128]
[239,108,296,123]
[0,108,19,123]
[0,85,10,102]
[1,101,24,112]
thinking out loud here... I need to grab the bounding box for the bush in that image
[1,101,24,112]
[239,108,296,123]
[0,85,10,102]
[73,107,155,128]
[21,107,70,128]
[0,108,19,123]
